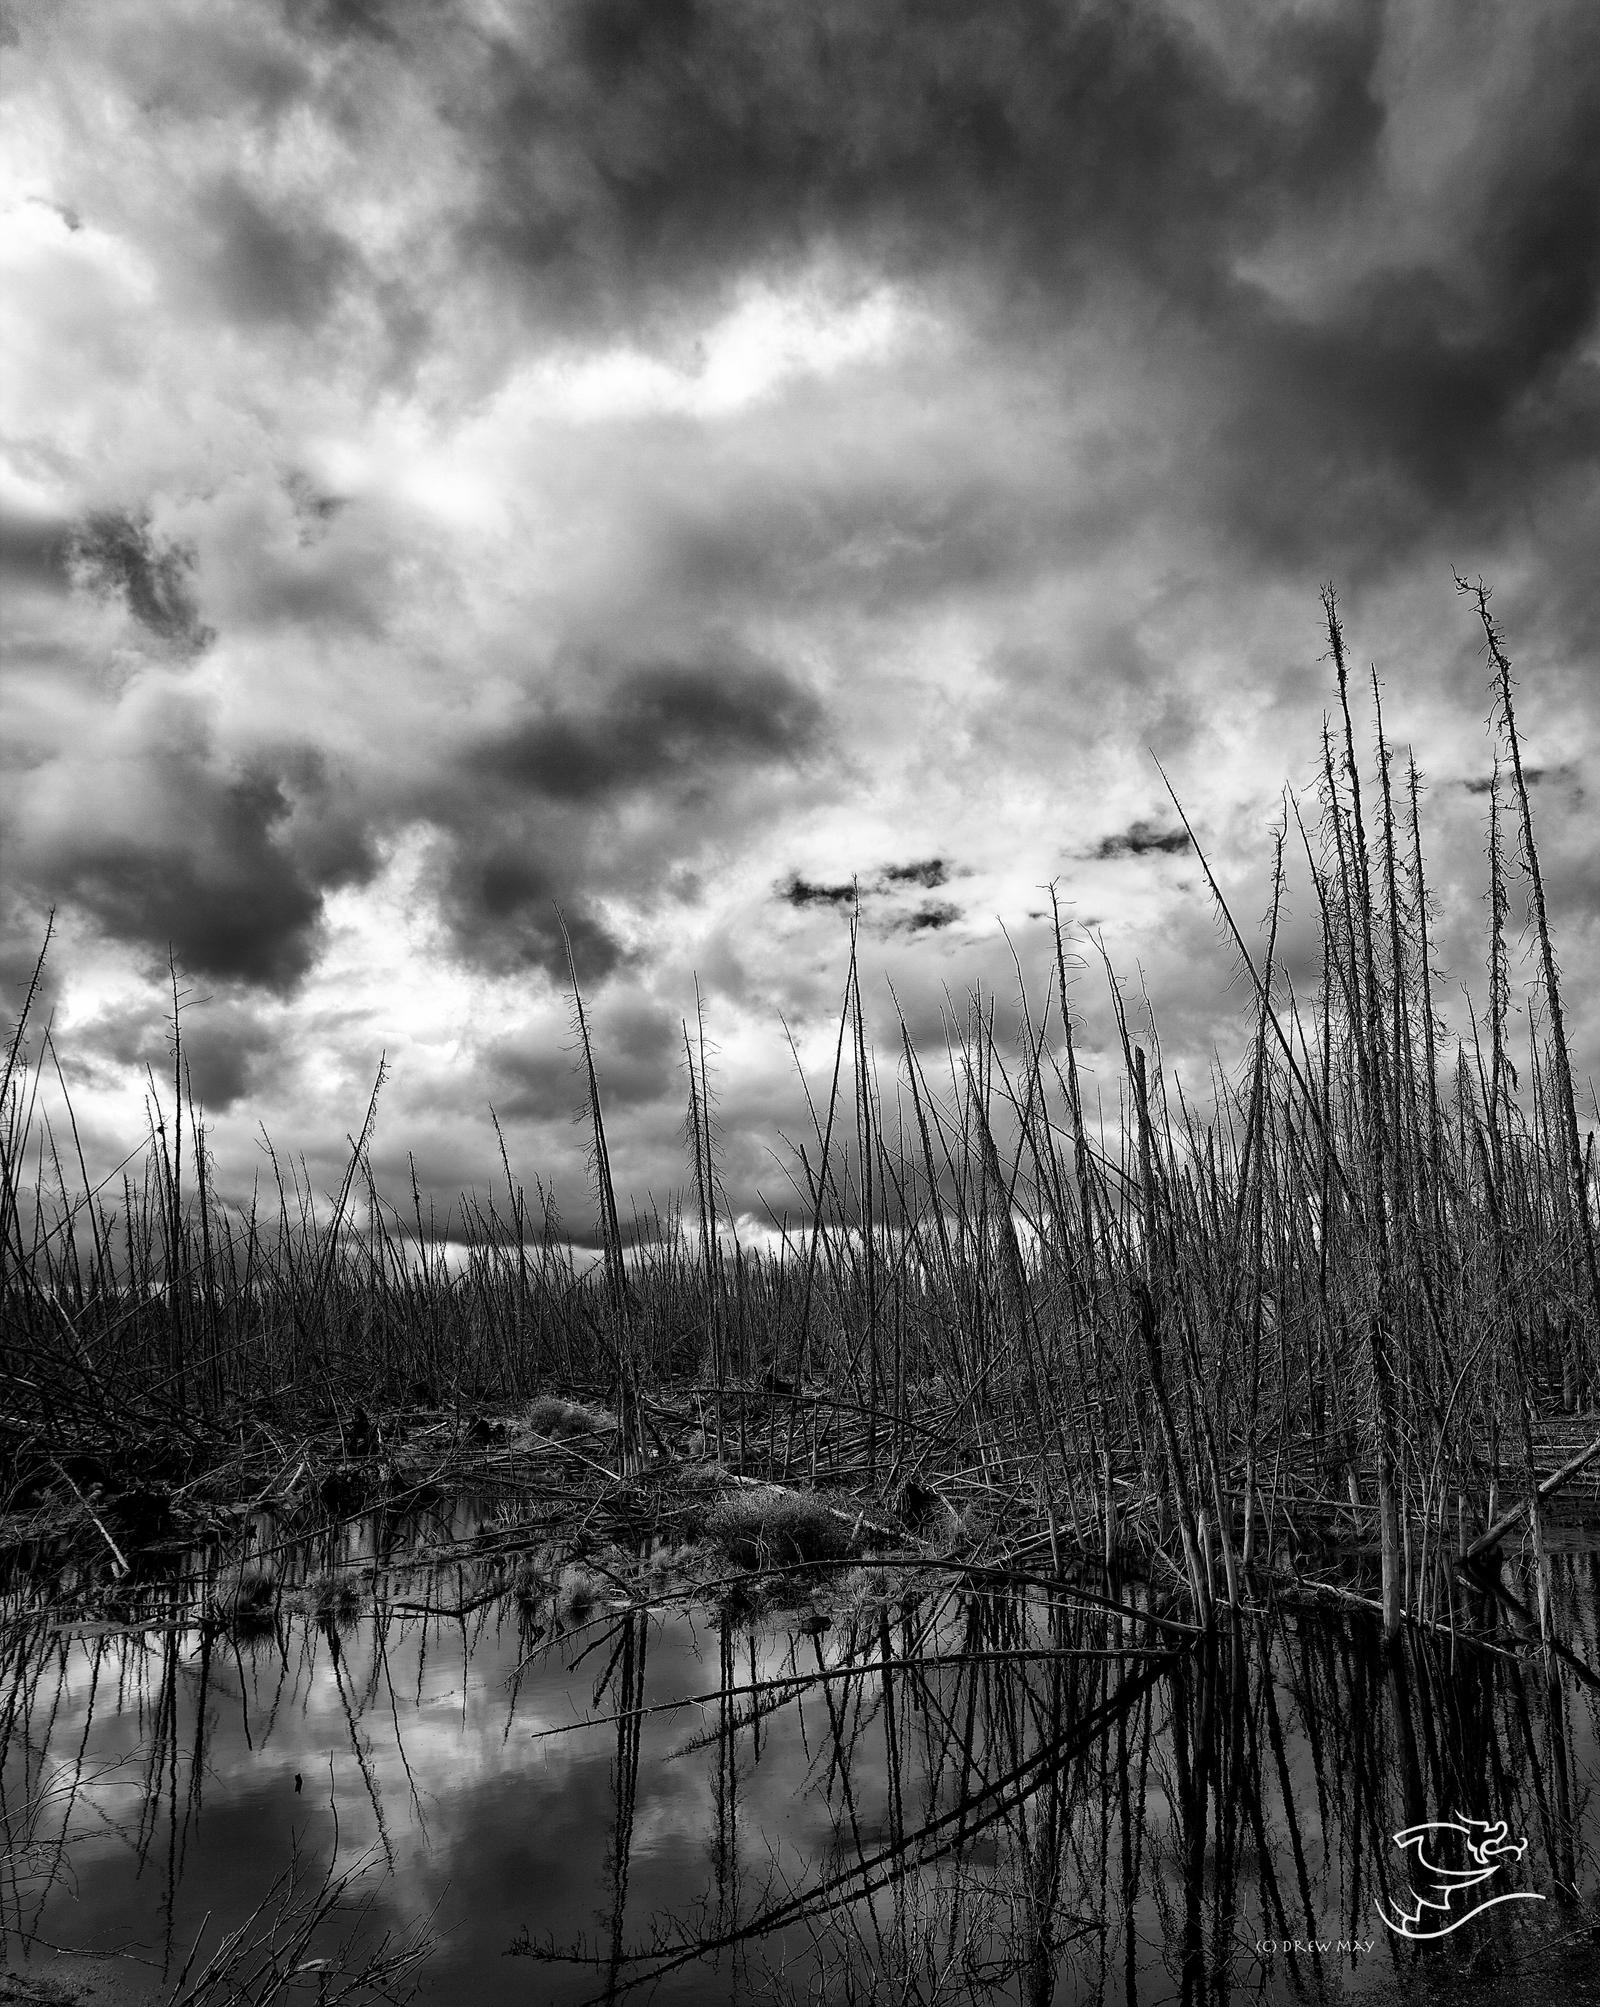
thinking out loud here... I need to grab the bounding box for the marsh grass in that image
[3,588,1598,1640]
[552,1562,609,1628]
[215,1567,280,1639]
[523,1395,616,1441]
[704,1490,859,1571]
[307,1573,364,1632]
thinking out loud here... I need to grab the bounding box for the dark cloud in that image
[75,996,282,1112]
[487,993,679,1119]
[8,0,1600,1219]
[181,1011,281,1109]
[196,175,357,329]
[1209,280,1600,572]
[37,1,1598,601]
[881,858,948,889]
[460,0,1381,332]
[433,843,624,985]
[781,876,855,910]
[46,775,328,986]
[782,860,957,911]
[1204,18,1600,570]
[0,507,71,592]
[1461,764,1576,796]
[284,0,405,43]
[0,895,62,1061]
[472,650,822,803]
[13,725,376,990]
[432,0,1598,581]
[432,647,824,981]
[1090,819,1192,860]
[67,511,213,652]
[898,900,961,934]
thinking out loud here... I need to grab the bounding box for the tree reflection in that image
[3,1506,1596,2004]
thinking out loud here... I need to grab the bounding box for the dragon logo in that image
[1377,1814,1545,1939]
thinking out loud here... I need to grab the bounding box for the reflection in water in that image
[3,1503,1598,2004]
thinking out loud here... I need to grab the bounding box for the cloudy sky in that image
[3,0,1597,1242]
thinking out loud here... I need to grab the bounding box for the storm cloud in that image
[461,0,1381,325]
[2,0,1597,1226]
[373,0,1599,573]
[68,510,214,653]
[471,650,822,804]
[0,505,71,593]
[73,993,285,1111]
[1091,820,1191,861]
[5,692,375,988]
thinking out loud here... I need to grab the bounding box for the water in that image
[5,1497,1600,2005]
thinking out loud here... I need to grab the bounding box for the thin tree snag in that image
[1460,1432,1600,1564]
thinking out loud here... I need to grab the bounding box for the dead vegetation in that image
[3,586,1598,1651]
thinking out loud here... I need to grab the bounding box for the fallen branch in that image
[49,1457,129,1577]
[1459,1431,1600,1563]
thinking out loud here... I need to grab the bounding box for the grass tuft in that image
[705,1489,857,1571]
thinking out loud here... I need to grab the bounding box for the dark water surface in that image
[5,1498,1600,2005]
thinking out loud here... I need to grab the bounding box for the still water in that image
[4,1497,1599,2005]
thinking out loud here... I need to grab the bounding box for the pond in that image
[4,1495,1600,2006]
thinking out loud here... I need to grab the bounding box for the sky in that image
[3,0,1598,1246]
